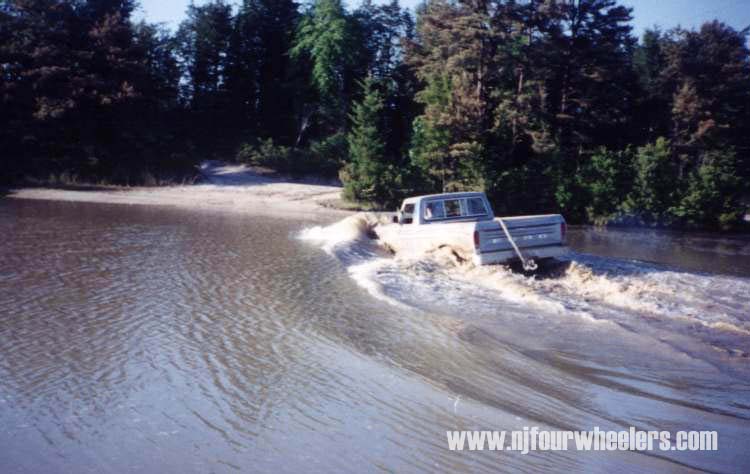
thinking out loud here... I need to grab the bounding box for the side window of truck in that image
[424,201,445,220]
[466,197,487,216]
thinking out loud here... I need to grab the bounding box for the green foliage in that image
[486,150,558,217]
[553,172,588,223]
[406,0,496,193]
[176,1,233,105]
[664,21,750,150]
[623,138,679,223]
[0,0,193,183]
[342,78,406,207]
[308,132,349,176]
[291,0,352,119]
[352,0,413,80]
[580,147,635,222]
[347,78,386,163]
[632,28,672,141]
[409,74,453,192]
[672,149,745,229]
[236,138,341,177]
[340,163,405,209]
[250,0,300,143]
[237,139,295,170]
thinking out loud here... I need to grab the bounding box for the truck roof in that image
[402,191,486,203]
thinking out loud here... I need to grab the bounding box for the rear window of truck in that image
[444,199,462,217]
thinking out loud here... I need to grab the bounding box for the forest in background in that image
[1,0,749,229]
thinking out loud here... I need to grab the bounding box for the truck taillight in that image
[473,230,480,249]
[560,222,567,240]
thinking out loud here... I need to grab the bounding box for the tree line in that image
[1,0,748,229]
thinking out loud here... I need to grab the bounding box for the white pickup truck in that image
[385,192,568,269]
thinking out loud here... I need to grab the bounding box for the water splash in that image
[298,215,750,367]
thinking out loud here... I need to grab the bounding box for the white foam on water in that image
[297,213,379,253]
[298,215,750,356]
[347,259,412,309]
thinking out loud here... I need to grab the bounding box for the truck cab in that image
[396,192,494,225]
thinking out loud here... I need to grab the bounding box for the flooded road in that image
[1,199,749,473]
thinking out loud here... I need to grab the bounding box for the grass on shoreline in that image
[6,165,747,233]
[317,197,389,212]
[16,170,203,190]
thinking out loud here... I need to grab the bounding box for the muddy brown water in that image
[1,199,748,473]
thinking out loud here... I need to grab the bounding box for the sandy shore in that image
[7,161,354,221]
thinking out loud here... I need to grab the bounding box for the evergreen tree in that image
[0,0,182,180]
[133,22,181,110]
[662,22,750,170]
[541,0,638,218]
[291,0,354,132]
[342,77,403,206]
[176,1,234,153]
[406,0,497,192]
[224,0,263,137]
[255,0,299,143]
[633,28,671,142]
[176,1,233,106]
[352,0,411,80]
[408,75,454,192]
[351,0,416,164]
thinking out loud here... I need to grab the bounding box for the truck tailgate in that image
[476,214,565,254]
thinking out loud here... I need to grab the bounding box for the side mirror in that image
[391,215,399,224]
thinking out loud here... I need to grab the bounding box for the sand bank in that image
[7,161,353,221]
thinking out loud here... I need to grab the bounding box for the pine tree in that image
[0,0,177,180]
[176,1,234,152]
[255,0,299,142]
[176,1,233,108]
[663,22,750,158]
[291,0,354,131]
[352,0,411,80]
[133,22,181,110]
[1,0,747,228]
[633,28,671,141]
[224,1,262,137]
[541,0,638,218]
[351,0,416,166]
[406,0,497,192]
[342,77,402,206]
[408,75,453,192]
